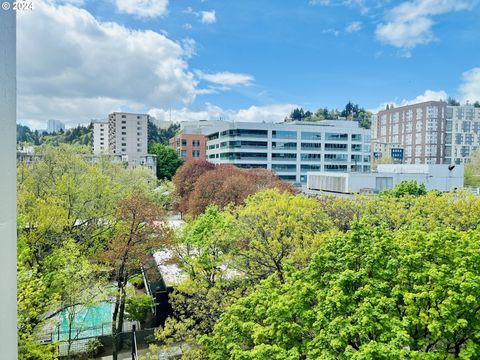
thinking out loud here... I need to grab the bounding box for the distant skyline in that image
[17,0,480,129]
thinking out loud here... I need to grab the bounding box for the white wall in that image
[0,3,17,357]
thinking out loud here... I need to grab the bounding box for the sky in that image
[17,0,480,129]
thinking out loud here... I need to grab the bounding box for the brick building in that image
[169,133,207,161]
[373,101,447,164]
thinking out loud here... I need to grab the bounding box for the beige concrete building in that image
[108,112,148,157]
[92,119,108,154]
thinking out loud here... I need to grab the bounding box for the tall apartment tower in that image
[445,104,480,164]
[108,112,148,157]
[92,119,109,154]
[374,101,447,164]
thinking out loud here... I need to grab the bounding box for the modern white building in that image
[47,119,65,133]
[108,112,148,157]
[92,119,108,154]
[180,120,229,135]
[206,120,371,183]
[445,104,480,164]
[307,164,464,193]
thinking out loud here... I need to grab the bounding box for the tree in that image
[172,160,215,215]
[202,224,480,359]
[473,101,480,108]
[148,143,183,180]
[152,206,248,358]
[465,149,480,187]
[448,97,460,106]
[125,294,153,328]
[290,108,305,121]
[187,165,297,217]
[381,180,427,197]
[148,121,180,147]
[226,189,332,283]
[101,193,171,360]
[43,240,104,359]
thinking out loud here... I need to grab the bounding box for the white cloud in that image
[17,0,196,126]
[309,0,371,15]
[230,104,299,123]
[115,0,169,18]
[345,21,362,33]
[459,68,480,103]
[196,71,254,86]
[148,103,298,123]
[322,28,340,37]
[183,23,193,30]
[376,0,477,53]
[200,10,216,24]
[370,89,448,113]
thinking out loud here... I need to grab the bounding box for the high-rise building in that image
[92,119,108,154]
[445,104,480,164]
[373,101,447,164]
[47,119,65,133]
[205,120,371,183]
[108,112,148,157]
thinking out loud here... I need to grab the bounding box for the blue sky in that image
[17,0,480,128]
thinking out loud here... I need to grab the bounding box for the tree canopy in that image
[149,143,183,180]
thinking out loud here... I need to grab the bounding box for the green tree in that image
[149,143,183,180]
[101,193,171,360]
[125,294,153,328]
[43,240,104,359]
[465,149,480,187]
[381,180,427,197]
[448,97,461,106]
[226,189,332,283]
[203,224,480,359]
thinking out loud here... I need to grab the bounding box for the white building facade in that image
[445,105,480,164]
[108,112,148,157]
[206,121,371,183]
[92,119,109,154]
[307,164,464,193]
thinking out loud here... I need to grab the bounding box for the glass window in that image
[272,142,297,150]
[235,164,268,169]
[301,143,321,150]
[279,175,297,181]
[325,154,347,162]
[192,140,201,147]
[324,164,347,172]
[301,153,321,160]
[271,153,297,160]
[192,150,200,157]
[301,132,321,140]
[271,164,297,171]
[325,143,347,151]
[300,164,321,172]
[325,133,348,141]
[351,134,362,141]
[181,150,187,157]
[181,139,187,146]
[272,130,297,139]
[219,152,268,160]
